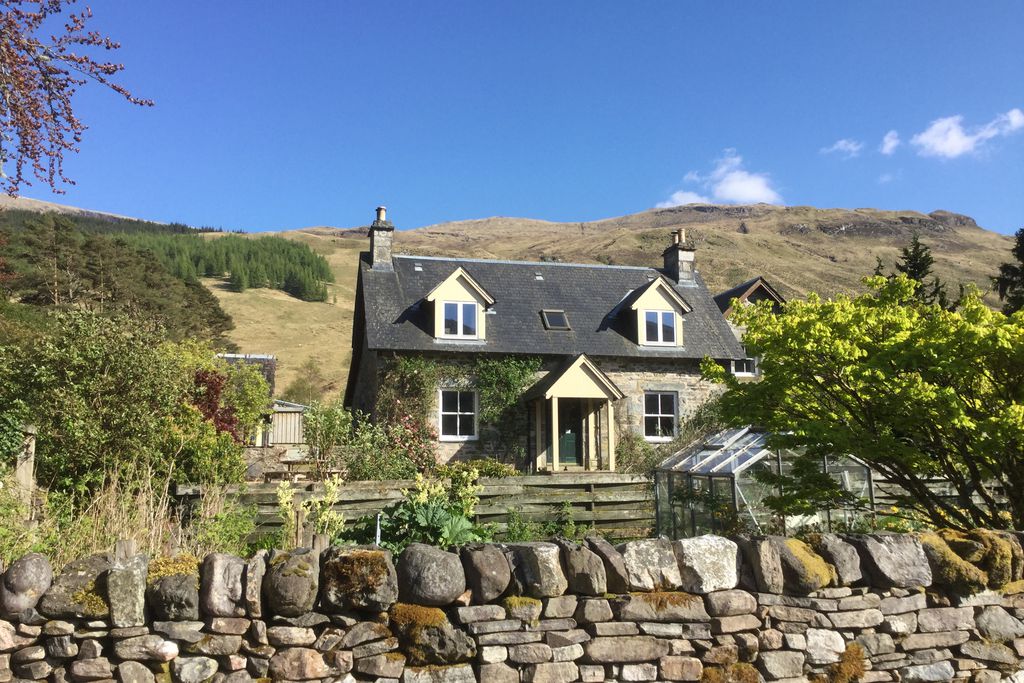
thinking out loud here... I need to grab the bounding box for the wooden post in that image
[533,400,545,472]
[607,402,616,472]
[312,533,329,556]
[14,425,36,510]
[114,538,137,561]
[585,400,596,471]
[550,396,560,472]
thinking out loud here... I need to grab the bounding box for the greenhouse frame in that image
[655,427,874,538]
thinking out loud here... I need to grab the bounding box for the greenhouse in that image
[655,427,873,538]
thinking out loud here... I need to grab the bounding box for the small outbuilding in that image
[655,427,873,538]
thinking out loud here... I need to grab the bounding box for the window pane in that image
[444,303,458,335]
[660,416,675,437]
[644,416,659,437]
[458,391,473,412]
[460,414,476,437]
[645,394,659,414]
[544,310,569,329]
[661,312,675,343]
[441,391,458,412]
[661,393,676,415]
[441,414,458,436]
[461,304,477,336]
[645,312,659,342]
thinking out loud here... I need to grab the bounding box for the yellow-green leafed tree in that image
[703,275,1024,531]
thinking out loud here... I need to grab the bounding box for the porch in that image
[524,355,625,472]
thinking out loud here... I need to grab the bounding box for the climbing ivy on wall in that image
[474,356,542,457]
[474,356,542,424]
[374,354,542,462]
[376,355,443,424]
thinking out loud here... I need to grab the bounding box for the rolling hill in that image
[1,197,1014,397]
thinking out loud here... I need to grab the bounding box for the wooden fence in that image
[174,472,656,543]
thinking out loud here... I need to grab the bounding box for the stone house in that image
[713,275,786,377]
[344,207,747,472]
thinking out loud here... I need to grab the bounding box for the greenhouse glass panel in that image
[655,427,874,538]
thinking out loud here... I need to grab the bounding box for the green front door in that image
[558,399,583,467]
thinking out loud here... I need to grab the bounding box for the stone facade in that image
[365,353,720,466]
[3,532,1024,682]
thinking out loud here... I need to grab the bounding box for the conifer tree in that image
[994,228,1024,315]
[895,231,948,307]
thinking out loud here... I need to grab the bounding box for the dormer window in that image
[644,310,676,345]
[627,276,690,348]
[443,302,478,339]
[425,267,495,342]
[541,310,570,331]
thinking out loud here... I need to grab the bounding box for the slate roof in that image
[714,276,785,315]
[356,253,745,361]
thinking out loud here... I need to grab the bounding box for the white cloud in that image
[878,172,895,184]
[820,138,864,159]
[880,130,900,155]
[658,149,783,208]
[911,108,1024,158]
[656,190,710,208]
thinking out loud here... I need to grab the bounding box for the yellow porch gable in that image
[538,354,624,401]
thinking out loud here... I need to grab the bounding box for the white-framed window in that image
[644,391,677,442]
[643,310,676,345]
[441,302,478,339]
[439,389,478,441]
[731,358,757,376]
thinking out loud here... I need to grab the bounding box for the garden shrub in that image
[342,472,491,553]
[614,430,660,476]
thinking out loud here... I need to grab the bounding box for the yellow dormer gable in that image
[425,267,495,340]
[629,277,691,347]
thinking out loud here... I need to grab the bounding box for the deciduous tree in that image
[703,275,1024,530]
[0,0,152,194]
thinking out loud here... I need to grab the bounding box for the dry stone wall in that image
[3,533,1024,683]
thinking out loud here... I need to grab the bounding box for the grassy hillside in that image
[394,205,1011,304]
[199,230,363,399]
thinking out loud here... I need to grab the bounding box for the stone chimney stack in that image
[369,205,395,270]
[663,228,696,283]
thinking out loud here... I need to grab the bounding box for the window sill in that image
[644,436,675,443]
[439,435,479,443]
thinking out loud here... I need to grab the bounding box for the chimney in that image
[369,205,395,270]
[663,228,696,282]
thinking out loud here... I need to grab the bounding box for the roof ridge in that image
[393,253,657,271]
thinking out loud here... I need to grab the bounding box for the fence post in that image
[114,538,138,561]
[14,425,36,511]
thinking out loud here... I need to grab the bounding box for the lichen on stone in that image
[701,662,759,683]
[783,538,837,589]
[325,549,390,592]
[70,579,109,618]
[811,643,867,683]
[631,591,701,611]
[920,532,989,595]
[147,554,200,587]
[390,602,449,631]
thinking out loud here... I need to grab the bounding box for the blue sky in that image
[20,1,1024,234]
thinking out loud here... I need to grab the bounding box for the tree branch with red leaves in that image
[0,0,152,195]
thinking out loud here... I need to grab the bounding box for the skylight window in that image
[541,310,571,330]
